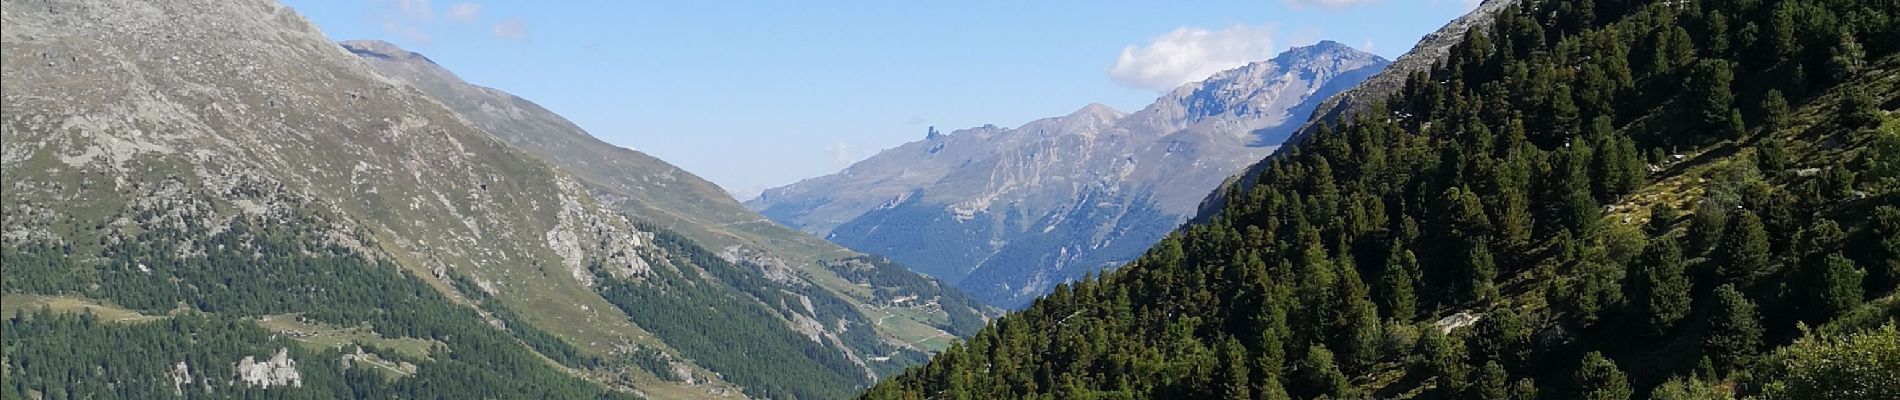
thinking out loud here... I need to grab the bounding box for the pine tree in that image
[1510,378,1540,400]
[1827,32,1866,83]
[1766,2,1801,60]
[1726,108,1749,141]
[1687,198,1730,257]
[1575,352,1633,400]
[1650,377,1732,400]
[1218,336,1251,400]
[1814,253,1864,320]
[1757,135,1789,173]
[1380,249,1420,321]
[1494,153,1537,250]
[1873,207,1900,293]
[1465,240,1500,302]
[1703,12,1732,56]
[1822,161,1857,199]
[1707,284,1764,374]
[1646,27,1695,76]
[1633,238,1692,333]
[1473,361,1510,400]
[1553,145,1603,233]
[1760,90,1791,131]
[1335,261,1383,374]
[1866,126,1900,193]
[1649,204,1681,235]
[1294,236,1338,347]
[1591,126,1645,199]
[1840,86,1883,130]
[1298,345,1352,399]
[1253,298,1291,382]
[1260,375,1291,400]
[1415,327,1467,391]
[1689,59,1737,141]
[1716,210,1770,286]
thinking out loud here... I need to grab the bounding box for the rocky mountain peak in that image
[1278,40,1359,60]
[1130,41,1389,137]
[1068,103,1124,121]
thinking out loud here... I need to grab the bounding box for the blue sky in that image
[284,0,1478,199]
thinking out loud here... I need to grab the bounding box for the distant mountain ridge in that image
[749,41,1388,307]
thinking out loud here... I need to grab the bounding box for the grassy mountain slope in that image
[865,0,1900,398]
[337,40,842,260]
[0,0,733,397]
[339,39,993,389]
[342,40,995,362]
[0,1,964,399]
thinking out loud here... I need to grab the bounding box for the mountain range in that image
[7,0,1894,399]
[2,1,986,398]
[749,41,1389,308]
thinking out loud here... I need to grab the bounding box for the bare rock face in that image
[234,348,303,388]
[749,41,1388,308]
[1435,312,1485,334]
[170,361,194,396]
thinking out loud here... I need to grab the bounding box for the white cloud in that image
[491,17,527,40]
[1362,39,1376,53]
[382,19,431,44]
[1282,0,1381,10]
[824,142,852,166]
[1109,24,1277,91]
[446,2,482,22]
[396,0,433,21]
[372,0,434,44]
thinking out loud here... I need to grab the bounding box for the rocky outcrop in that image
[234,348,302,388]
[170,361,194,395]
[750,41,1388,308]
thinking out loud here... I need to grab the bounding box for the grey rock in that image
[235,348,302,388]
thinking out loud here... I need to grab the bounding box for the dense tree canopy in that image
[864,0,1900,397]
